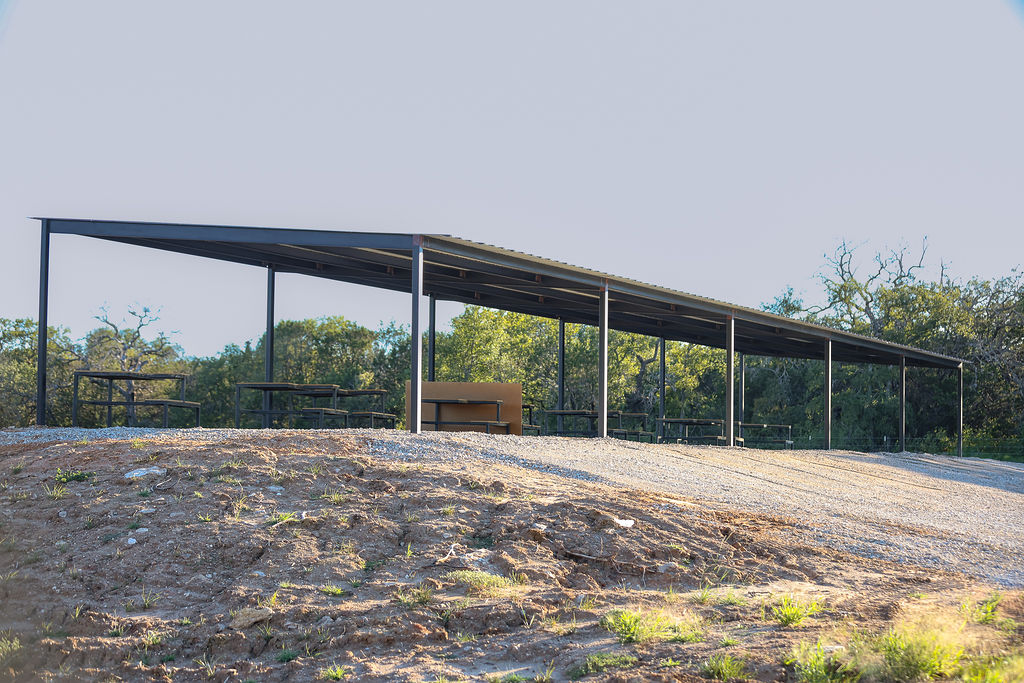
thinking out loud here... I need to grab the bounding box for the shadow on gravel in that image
[838,451,1024,496]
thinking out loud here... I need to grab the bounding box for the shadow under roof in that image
[37,217,963,369]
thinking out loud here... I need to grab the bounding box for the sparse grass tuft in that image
[276,646,300,663]
[600,609,674,644]
[772,594,823,627]
[395,584,433,608]
[319,584,347,597]
[567,652,638,679]
[702,653,747,681]
[0,635,22,664]
[444,570,513,596]
[139,586,161,609]
[877,627,962,681]
[318,663,350,680]
[788,641,858,683]
[691,583,714,605]
[257,591,280,609]
[44,483,68,500]
[321,487,346,505]
[966,592,1002,624]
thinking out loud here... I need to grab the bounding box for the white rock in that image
[140,508,156,514]
[612,518,635,528]
[124,467,166,479]
[136,528,149,533]
[267,485,285,494]
[126,538,137,545]
[58,510,67,518]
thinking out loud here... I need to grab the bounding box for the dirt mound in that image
[0,433,1015,681]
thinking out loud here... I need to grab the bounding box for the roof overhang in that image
[35,217,965,369]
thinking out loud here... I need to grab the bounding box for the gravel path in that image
[4,426,1023,586]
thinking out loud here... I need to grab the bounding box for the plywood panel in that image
[405,381,523,435]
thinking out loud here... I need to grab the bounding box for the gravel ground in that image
[4,425,1024,586]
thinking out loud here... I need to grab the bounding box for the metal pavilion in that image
[32,218,966,453]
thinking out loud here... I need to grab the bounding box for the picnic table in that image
[421,398,509,434]
[234,383,395,428]
[657,417,733,445]
[543,409,653,440]
[72,371,199,427]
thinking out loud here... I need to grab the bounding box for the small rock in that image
[252,570,265,577]
[58,510,67,519]
[266,485,285,494]
[657,562,679,574]
[205,574,213,579]
[124,466,166,479]
[55,540,69,550]
[136,528,149,534]
[126,538,137,545]
[140,508,156,514]
[230,607,273,629]
[613,518,635,529]
[316,615,334,627]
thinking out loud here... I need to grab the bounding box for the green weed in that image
[319,663,350,680]
[444,569,513,595]
[772,594,823,627]
[55,468,93,484]
[567,652,638,679]
[787,641,858,683]
[878,627,961,681]
[600,608,674,644]
[702,653,747,680]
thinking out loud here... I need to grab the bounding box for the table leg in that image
[107,380,113,427]
[234,386,241,428]
[72,375,80,427]
[162,403,169,428]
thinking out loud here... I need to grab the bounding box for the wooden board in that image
[405,381,523,435]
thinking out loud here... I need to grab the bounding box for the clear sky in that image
[1,2,1022,357]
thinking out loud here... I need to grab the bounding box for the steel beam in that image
[557,319,565,434]
[738,353,745,440]
[36,220,50,426]
[725,316,735,446]
[957,363,964,457]
[659,337,666,440]
[263,266,276,428]
[824,339,832,450]
[598,283,609,438]
[428,295,436,382]
[410,238,424,433]
[899,355,906,452]
[44,218,413,250]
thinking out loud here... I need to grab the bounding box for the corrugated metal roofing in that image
[35,218,963,369]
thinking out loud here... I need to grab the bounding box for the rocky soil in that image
[0,429,1021,682]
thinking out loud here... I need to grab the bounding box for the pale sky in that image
[1,2,1022,357]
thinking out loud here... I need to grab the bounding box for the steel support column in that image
[899,355,906,452]
[428,294,436,382]
[658,337,666,440]
[824,339,832,450]
[957,363,964,457]
[36,220,50,426]
[725,316,735,446]
[263,266,275,428]
[410,238,424,434]
[738,353,745,440]
[557,319,565,434]
[598,283,609,438]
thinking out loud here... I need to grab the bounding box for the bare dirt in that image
[0,431,1021,682]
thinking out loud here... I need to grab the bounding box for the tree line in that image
[2,243,1022,459]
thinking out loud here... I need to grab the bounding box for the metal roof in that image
[36,217,964,369]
